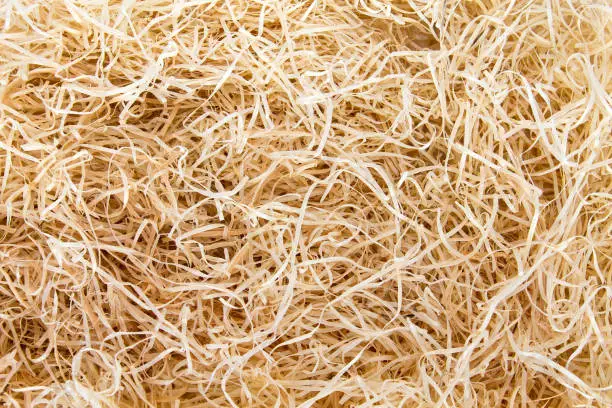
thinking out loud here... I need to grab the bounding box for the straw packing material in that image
[0,0,611,407]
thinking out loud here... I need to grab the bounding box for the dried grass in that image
[0,0,611,407]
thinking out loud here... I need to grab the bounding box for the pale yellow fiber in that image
[0,0,611,407]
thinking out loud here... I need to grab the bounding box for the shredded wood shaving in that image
[0,0,611,407]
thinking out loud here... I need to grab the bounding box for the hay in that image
[0,0,611,406]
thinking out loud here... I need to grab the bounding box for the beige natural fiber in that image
[0,0,611,407]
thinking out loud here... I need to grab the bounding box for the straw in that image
[0,0,610,406]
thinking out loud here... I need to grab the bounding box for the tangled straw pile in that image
[0,0,611,406]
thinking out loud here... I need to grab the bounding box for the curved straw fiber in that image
[0,0,611,407]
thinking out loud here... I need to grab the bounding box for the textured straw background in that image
[0,0,611,407]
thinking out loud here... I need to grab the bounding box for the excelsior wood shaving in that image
[0,0,611,407]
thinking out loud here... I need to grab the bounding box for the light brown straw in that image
[0,0,611,406]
